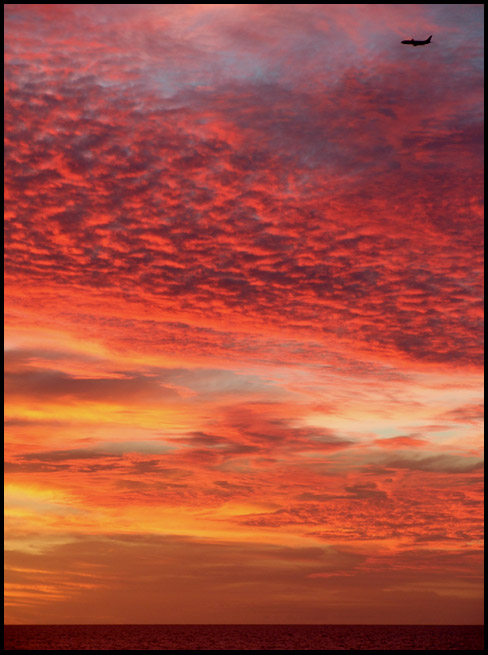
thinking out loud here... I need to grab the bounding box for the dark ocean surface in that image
[4,624,484,651]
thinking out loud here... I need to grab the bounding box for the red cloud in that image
[4,3,484,627]
[374,436,429,448]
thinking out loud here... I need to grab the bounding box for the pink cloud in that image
[4,3,483,626]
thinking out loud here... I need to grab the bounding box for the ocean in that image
[4,624,484,651]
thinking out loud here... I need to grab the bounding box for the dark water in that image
[4,624,484,650]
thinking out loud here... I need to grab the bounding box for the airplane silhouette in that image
[401,35,432,46]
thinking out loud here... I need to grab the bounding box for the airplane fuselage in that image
[401,36,432,46]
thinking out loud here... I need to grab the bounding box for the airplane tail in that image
[427,35,432,42]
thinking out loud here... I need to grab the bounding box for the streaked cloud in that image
[4,3,483,625]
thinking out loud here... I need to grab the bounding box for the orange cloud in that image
[4,2,483,626]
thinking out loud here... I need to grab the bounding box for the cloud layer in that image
[4,3,484,625]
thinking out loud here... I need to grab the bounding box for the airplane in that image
[401,35,432,46]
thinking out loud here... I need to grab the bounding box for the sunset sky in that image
[4,4,484,625]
